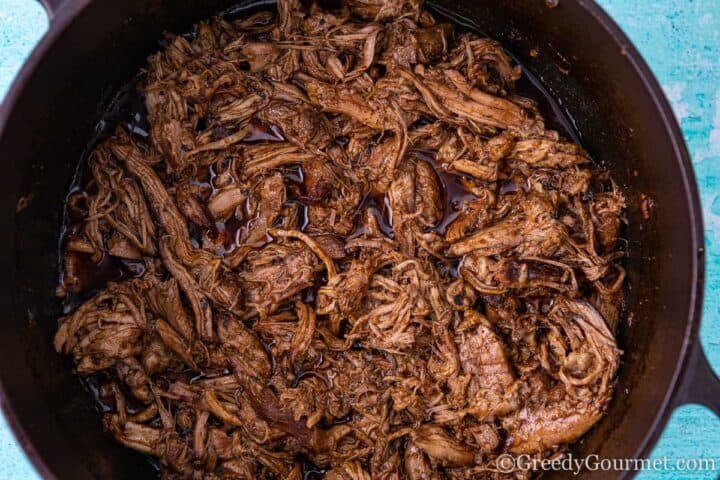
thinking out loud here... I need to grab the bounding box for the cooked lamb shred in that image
[55,1,625,478]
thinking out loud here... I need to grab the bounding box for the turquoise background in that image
[0,0,719,478]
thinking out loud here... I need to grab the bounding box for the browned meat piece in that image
[325,462,371,480]
[278,0,303,36]
[55,1,625,478]
[460,255,577,295]
[240,144,314,179]
[509,138,591,168]
[289,301,316,365]
[221,458,257,478]
[176,181,214,229]
[301,157,334,204]
[301,76,400,131]
[106,233,142,260]
[465,423,501,453]
[104,416,160,455]
[144,88,196,172]
[509,397,603,454]
[456,310,518,420]
[217,312,271,380]
[207,185,246,221]
[316,253,385,333]
[212,94,267,126]
[381,20,453,68]
[440,36,522,97]
[111,140,193,254]
[240,42,280,72]
[410,425,475,467]
[526,168,592,197]
[115,139,244,327]
[504,298,620,453]
[328,25,384,80]
[303,164,364,236]
[448,194,564,258]
[448,216,524,257]
[388,162,418,255]
[591,190,625,251]
[400,68,541,133]
[141,338,179,375]
[415,160,443,225]
[404,441,442,480]
[54,281,147,374]
[437,129,515,182]
[239,241,322,317]
[243,172,286,245]
[310,233,347,260]
[75,146,157,260]
[258,102,332,150]
[346,0,421,21]
[365,134,407,194]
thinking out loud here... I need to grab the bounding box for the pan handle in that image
[676,340,720,415]
[36,0,70,21]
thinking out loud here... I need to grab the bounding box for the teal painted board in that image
[0,0,718,478]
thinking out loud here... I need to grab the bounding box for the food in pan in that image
[55,0,626,478]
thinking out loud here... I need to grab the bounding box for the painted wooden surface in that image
[0,0,718,478]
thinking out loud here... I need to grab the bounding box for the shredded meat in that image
[55,1,626,478]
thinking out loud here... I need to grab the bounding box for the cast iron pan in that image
[0,0,716,478]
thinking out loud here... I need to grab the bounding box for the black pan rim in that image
[0,1,705,478]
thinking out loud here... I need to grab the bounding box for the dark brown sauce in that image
[60,251,145,313]
[214,216,244,251]
[65,252,125,293]
[514,72,580,143]
[498,175,531,195]
[81,374,115,413]
[436,258,461,279]
[301,458,326,480]
[348,190,394,239]
[297,202,310,231]
[526,260,565,282]
[413,151,479,236]
[59,76,152,314]
[302,280,321,305]
[284,165,305,185]
[244,119,285,142]
[96,76,150,141]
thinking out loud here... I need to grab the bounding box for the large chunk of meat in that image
[54,281,147,374]
[457,310,517,419]
[504,298,620,453]
[448,194,564,258]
